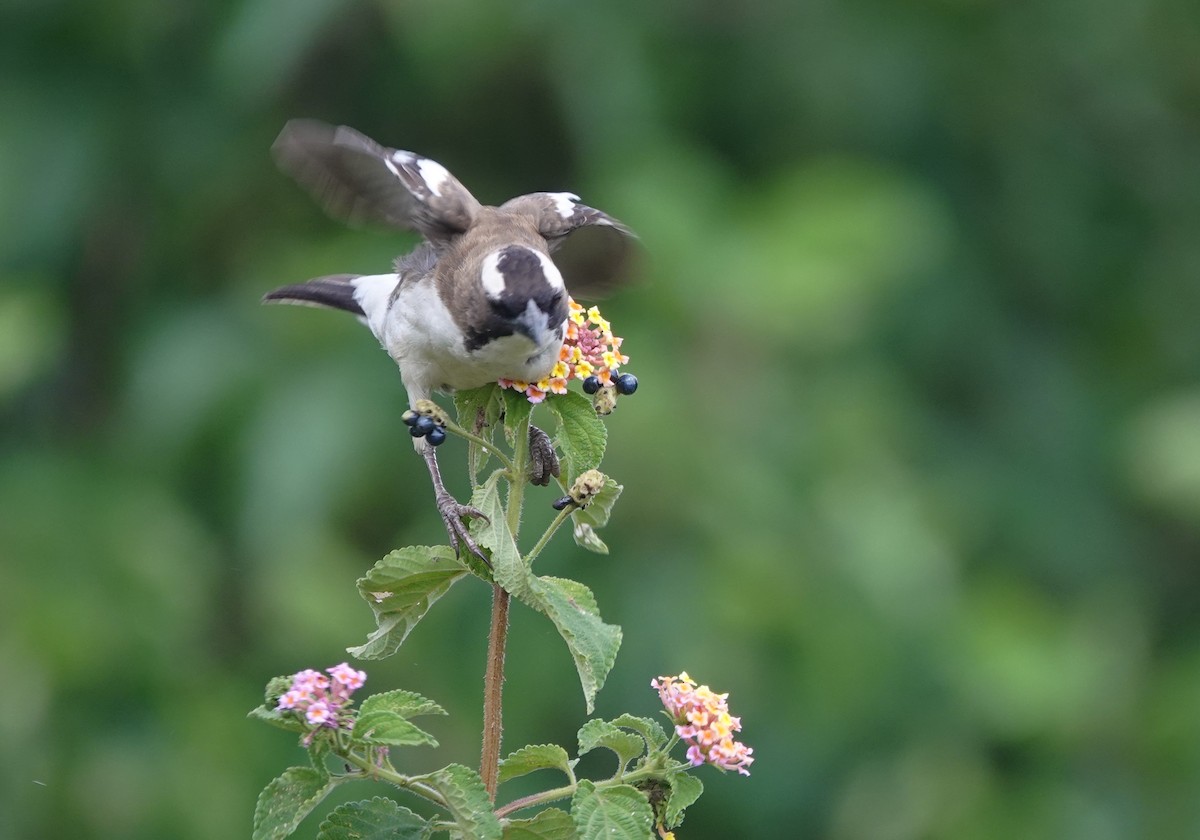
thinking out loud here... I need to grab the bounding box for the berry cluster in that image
[583,372,637,396]
[499,299,638,404]
[403,409,447,446]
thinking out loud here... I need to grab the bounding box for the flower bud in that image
[592,385,617,416]
[412,399,450,427]
[567,469,606,508]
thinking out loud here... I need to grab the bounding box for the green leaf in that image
[609,714,667,754]
[501,387,534,447]
[570,781,654,840]
[469,469,525,588]
[471,475,621,712]
[351,710,439,747]
[317,798,430,840]
[253,766,334,840]
[455,384,505,482]
[503,807,578,839]
[498,743,573,784]
[571,523,608,555]
[577,720,646,773]
[249,675,309,732]
[546,392,607,482]
[663,772,703,829]
[413,764,502,840]
[358,688,447,720]
[349,545,468,659]
[247,703,308,734]
[527,576,622,713]
[570,477,621,554]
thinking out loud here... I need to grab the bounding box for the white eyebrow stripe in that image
[480,250,507,298]
[534,249,565,290]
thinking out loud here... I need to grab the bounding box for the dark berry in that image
[414,415,438,436]
[615,373,638,395]
[402,410,419,426]
[582,375,601,394]
[551,495,574,510]
[427,426,447,447]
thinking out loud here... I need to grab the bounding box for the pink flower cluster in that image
[652,672,754,776]
[499,298,629,403]
[277,663,367,728]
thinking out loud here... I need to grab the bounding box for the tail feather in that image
[262,274,365,316]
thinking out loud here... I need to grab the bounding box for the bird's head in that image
[480,245,568,343]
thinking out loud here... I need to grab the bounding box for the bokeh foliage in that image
[4,0,1200,837]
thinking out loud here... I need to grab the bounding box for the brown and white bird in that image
[264,120,636,561]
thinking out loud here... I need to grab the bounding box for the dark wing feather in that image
[272,120,481,240]
[262,274,365,317]
[501,192,640,299]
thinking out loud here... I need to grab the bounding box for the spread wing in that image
[273,119,481,241]
[500,192,639,299]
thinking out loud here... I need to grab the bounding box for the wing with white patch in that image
[500,192,639,299]
[501,191,635,241]
[272,120,481,240]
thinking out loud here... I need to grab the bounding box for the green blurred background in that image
[4,0,1200,837]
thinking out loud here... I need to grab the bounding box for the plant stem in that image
[479,582,510,799]
[443,419,516,474]
[494,765,669,818]
[526,505,573,566]
[479,410,531,799]
[340,750,449,807]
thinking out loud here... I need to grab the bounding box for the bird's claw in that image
[528,425,560,487]
[435,491,492,567]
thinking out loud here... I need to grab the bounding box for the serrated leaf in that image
[501,387,534,447]
[358,689,447,720]
[317,798,429,840]
[539,576,599,613]
[413,764,502,840]
[577,720,646,773]
[469,469,524,588]
[571,523,608,554]
[247,704,308,734]
[249,675,309,733]
[498,744,573,784]
[253,766,334,840]
[349,546,468,659]
[570,781,654,840]
[307,737,334,772]
[663,772,703,829]
[546,392,607,482]
[503,808,577,839]
[527,576,622,713]
[351,710,439,747]
[455,384,505,428]
[609,714,667,754]
[455,384,505,483]
[471,476,621,712]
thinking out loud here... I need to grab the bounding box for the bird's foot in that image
[528,424,560,486]
[435,490,492,567]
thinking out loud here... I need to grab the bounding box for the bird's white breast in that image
[373,278,564,397]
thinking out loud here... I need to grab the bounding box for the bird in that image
[264,119,637,562]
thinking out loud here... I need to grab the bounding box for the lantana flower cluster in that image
[277,663,367,730]
[652,672,754,776]
[499,298,629,404]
